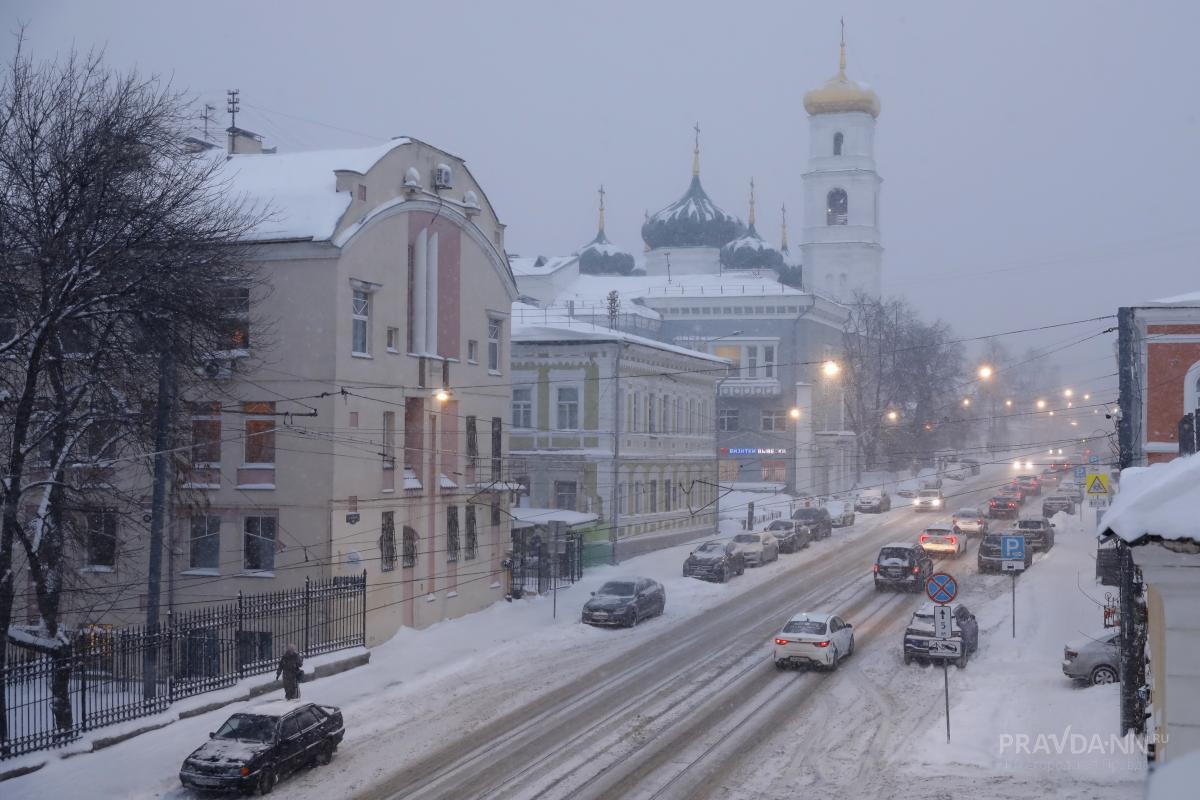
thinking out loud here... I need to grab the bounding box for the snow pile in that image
[1100,453,1200,544]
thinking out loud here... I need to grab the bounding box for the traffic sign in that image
[1002,559,1025,572]
[1089,496,1110,508]
[1086,473,1110,496]
[933,605,954,639]
[1089,455,1100,465]
[1000,534,1026,560]
[928,639,962,657]
[1074,466,1086,482]
[926,573,958,604]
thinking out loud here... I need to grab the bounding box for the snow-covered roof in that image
[217,139,411,241]
[511,303,728,363]
[510,507,600,529]
[1149,290,1200,305]
[509,255,579,277]
[551,272,809,309]
[1100,454,1200,544]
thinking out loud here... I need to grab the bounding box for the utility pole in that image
[143,342,175,701]
[226,89,240,153]
[610,343,623,566]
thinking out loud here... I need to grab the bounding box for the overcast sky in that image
[6,0,1199,405]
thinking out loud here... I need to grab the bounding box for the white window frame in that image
[352,289,371,356]
[1186,360,1200,415]
[556,386,580,431]
[188,514,221,572]
[242,514,278,574]
[467,339,479,364]
[512,387,533,429]
[386,326,400,353]
[487,317,502,373]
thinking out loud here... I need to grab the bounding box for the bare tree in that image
[0,39,263,738]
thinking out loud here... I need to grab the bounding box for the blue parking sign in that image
[1001,534,1026,560]
[1074,466,1086,482]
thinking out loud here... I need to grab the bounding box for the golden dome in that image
[803,40,880,118]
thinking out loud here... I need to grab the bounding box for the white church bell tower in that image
[800,25,883,301]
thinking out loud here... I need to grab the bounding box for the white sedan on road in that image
[772,612,855,671]
[918,525,966,557]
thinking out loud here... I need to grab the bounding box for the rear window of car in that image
[878,547,912,562]
[733,534,759,544]
[598,581,636,596]
[924,528,953,537]
[793,509,822,519]
[1017,520,1044,529]
[954,509,978,517]
[783,620,826,635]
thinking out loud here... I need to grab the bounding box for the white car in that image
[918,525,965,557]
[914,488,944,512]
[773,612,855,670]
[825,500,856,527]
[731,532,779,567]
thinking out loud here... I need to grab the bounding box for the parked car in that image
[1063,629,1120,685]
[914,488,944,512]
[1016,475,1042,496]
[582,577,666,627]
[919,525,966,557]
[1042,494,1077,516]
[987,495,1019,519]
[951,507,987,536]
[765,520,811,553]
[682,540,745,582]
[873,542,933,592]
[791,507,833,540]
[731,532,780,566]
[1059,482,1084,504]
[825,500,856,528]
[772,612,855,671]
[977,531,1034,572]
[179,702,344,794]
[855,489,892,513]
[1014,517,1056,551]
[903,603,979,668]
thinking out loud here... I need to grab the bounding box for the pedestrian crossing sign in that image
[1086,473,1110,496]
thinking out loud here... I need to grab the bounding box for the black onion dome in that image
[641,175,744,250]
[578,229,635,275]
[720,223,783,271]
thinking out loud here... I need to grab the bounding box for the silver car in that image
[951,507,987,535]
[1062,629,1119,685]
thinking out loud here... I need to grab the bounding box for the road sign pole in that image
[944,658,951,743]
[1011,571,1016,638]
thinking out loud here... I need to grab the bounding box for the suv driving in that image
[903,603,979,668]
[914,488,944,512]
[978,531,1034,572]
[791,507,833,540]
[919,525,965,557]
[856,489,892,513]
[873,543,933,592]
[1014,517,1056,551]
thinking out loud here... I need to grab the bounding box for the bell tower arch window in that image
[826,188,848,226]
[833,132,844,156]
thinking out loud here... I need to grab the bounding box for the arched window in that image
[826,189,848,225]
[833,132,844,156]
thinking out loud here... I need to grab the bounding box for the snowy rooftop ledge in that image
[1099,453,1200,545]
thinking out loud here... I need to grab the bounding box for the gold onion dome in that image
[803,36,880,118]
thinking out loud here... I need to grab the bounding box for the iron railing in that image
[507,528,584,598]
[1,572,365,759]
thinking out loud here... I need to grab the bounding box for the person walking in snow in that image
[275,643,304,700]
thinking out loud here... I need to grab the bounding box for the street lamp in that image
[978,365,993,380]
[886,410,898,422]
[962,398,971,407]
[822,360,840,378]
[434,388,451,403]
[1083,393,1090,400]
[1036,399,1047,410]
[1063,388,1073,398]
[1005,399,1013,407]
[789,407,801,419]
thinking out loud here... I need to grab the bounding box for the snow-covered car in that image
[825,500,856,527]
[918,525,965,557]
[903,603,978,668]
[790,507,833,539]
[855,489,891,513]
[179,702,344,794]
[1014,517,1055,551]
[765,520,811,553]
[913,488,944,512]
[1000,485,1025,504]
[873,543,933,592]
[1042,494,1076,516]
[582,577,666,627]
[943,463,968,481]
[960,458,981,475]
[896,479,920,498]
[772,612,855,671]
[682,540,744,583]
[1016,475,1042,496]
[978,531,1034,572]
[951,507,987,535]
[1063,629,1120,685]
[731,532,779,567]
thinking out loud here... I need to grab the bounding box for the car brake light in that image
[872,564,879,573]
[815,640,830,647]
[919,535,929,542]
[241,767,250,776]
[948,535,957,544]
[912,565,920,574]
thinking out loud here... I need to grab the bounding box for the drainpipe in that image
[610,342,624,565]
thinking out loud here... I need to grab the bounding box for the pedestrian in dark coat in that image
[276,643,303,699]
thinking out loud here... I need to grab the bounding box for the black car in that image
[582,577,666,627]
[1042,494,1076,516]
[903,603,979,668]
[978,531,1034,572]
[683,540,745,582]
[987,496,1019,519]
[179,702,344,794]
[873,543,933,592]
[1014,517,1056,551]
[791,507,833,540]
[765,520,812,553]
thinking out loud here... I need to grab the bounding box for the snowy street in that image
[6,465,1144,800]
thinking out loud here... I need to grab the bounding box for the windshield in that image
[923,529,952,537]
[733,534,759,544]
[597,581,636,597]
[214,714,275,743]
[695,542,724,554]
[782,620,826,635]
[918,490,940,498]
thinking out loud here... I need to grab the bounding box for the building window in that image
[402,526,418,568]
[833,131,844,156]
[512,387,532,428]
[491,498,501,526]
[764,346,776,378]
[826,188,848,226]
[190,402,221,466]
[243,515,276,572]
[386,327,399,352]
[380,511,397,572]
[487,318,502,372]
[491,417,502,479]
[556,387,579,430]
[217,286,251,350]
[718,408,739,431]
[86,510,117,568]
[382,411,396,470]
[719,460,740,482]
[446,505,460,562]
[714,345,741,377]
[464,506,478,560]
[633,481,643,514]
[555,480,577,510]
[467,339,479,363]
[762,460,787,482]
[649,480,658,513]
[352,289,370,355]
[243,402,276,465]
[647,395,657,433]
[762,409,789,431]
[747,346,759,378]
[189,515,220,570]
[632,393,641,432]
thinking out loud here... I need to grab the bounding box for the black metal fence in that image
[2,573,365,760]
[508,528,583,599]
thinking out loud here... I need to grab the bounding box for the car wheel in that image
[721,566,730,583]
[627,609,638,628]
[1091,665,1118,685]
[256,765,277,795]
[903,652,912,665]
[874,581,883,592]
[828,645,840,671]
[956,651,968,669]
[738,563,745,576]
[848,635,855,657]
[315,741,334,767]
[775,660,788,671]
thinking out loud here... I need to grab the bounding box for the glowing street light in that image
[789,407,801,419]
[434,388,450,403]
[822,360,841,378]
[1064,388,1074,398]
[1036,399,1047,409]
[886,410,899,422]
[962,398,971,407]
[1048,410,1055,416]
[1004,399,1013,407]
[1083,393,1090,400]
[978,365,993,380]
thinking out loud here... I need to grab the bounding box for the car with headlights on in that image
[773,612,855,671]
[903,603,978,668]
[855,488,892,513]
[179,702,344,794]
[913,488,944,512]
[682,540,745,582]
[825,500,856,528]
[1063,629,1120,685]
[790,506,833,540]
[731,532,780,566]
[919,525,966,557]
[873,542,933,592]
[951,507,987,536]
[765,519,811,553]
[582,578,665,627]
